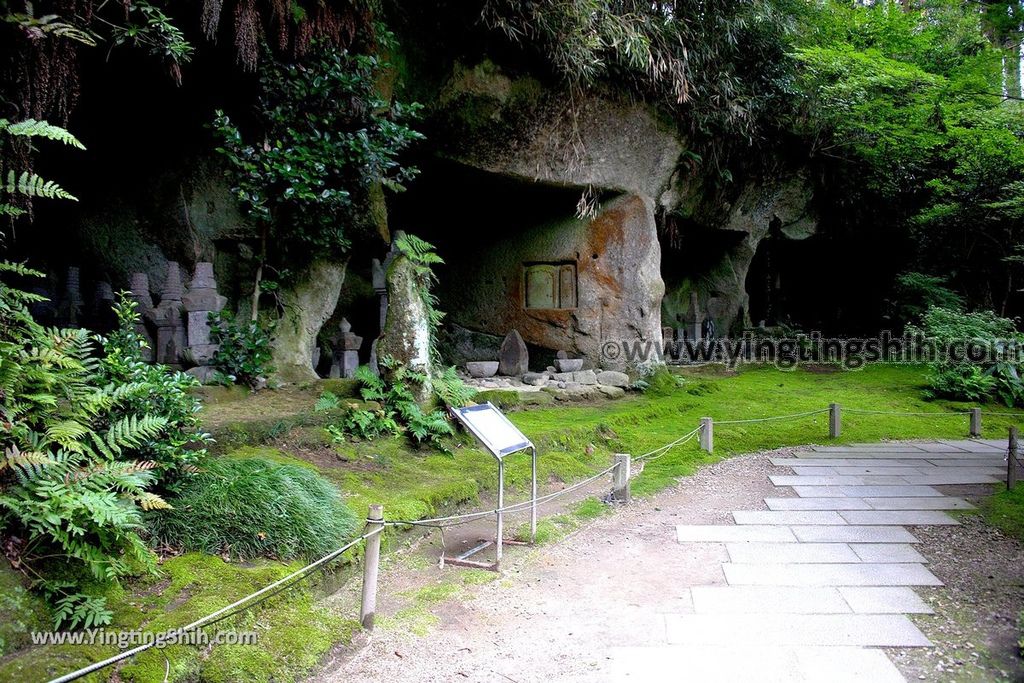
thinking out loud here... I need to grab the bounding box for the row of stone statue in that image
[46,261,365,382]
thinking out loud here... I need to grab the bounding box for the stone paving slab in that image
[863,496,975,510]
[912,442,970,452]
[726,542,860,564]
[926,458,1010,467]
[733,511,847,526]
[797,451,980,460]
[939,439,1005,452]
[793,485,943,498]
[722,562,942,587]
[676,525,797,543]
[849,543,928,563]
[771,475,917,486]
[902,473,1000,485]
[838,586,934,614]
[772,457,928,467]
[830,467,937,476]
[839,510,959,526]
[812,445,930,452]
[607,645,906,682]
[765,497,872,511]
[790,525,920,543]
[691,586,853,614]
[664,613,932,647]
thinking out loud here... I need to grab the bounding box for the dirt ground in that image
[315,451,1024,683]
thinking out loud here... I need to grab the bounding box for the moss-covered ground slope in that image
[4,364,1023,682]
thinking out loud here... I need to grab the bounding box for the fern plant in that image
[331,357,455,451]
[0,266,196,627]
[0,118,82,222]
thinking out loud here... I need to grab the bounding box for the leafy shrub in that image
[911,306,1023,404]
[101,295,210,478]
[0,265,191,627]
[891,272,964,326]
[331,358,454,451]
[208,310,274,388]
[147,458,358,561]
[925,364,995,402]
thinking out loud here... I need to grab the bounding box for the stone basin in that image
[466,361,500,378]
[554,358,584,372]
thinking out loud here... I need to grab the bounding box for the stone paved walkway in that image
[611,439,1008,682]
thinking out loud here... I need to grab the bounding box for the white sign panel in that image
[451,403,532,459]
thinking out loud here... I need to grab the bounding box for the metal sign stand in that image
[446,403,538,570]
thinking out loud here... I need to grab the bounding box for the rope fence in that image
[47,401,1024,683]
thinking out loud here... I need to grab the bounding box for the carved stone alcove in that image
[523,262,577,310]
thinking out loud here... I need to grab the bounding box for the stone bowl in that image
[466,361,499,378]
[554,358,584,372]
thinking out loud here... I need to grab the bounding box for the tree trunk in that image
[270,258,349,383]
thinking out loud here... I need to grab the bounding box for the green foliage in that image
[333,359,455,451]
[0,272,208,627]
[213,40,423,271]
[481,0,799,155]
[110,0,193,82]
[0,118,82,227]
[910,306,1023,404]
[432,366,477,409]
[891,272,964,325]
[101,295,210,477]
[49,592,112,631]
[208,311,274,388]
[793,1,1024,309]
[147,458,358,561]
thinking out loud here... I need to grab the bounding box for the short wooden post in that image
[359,504,384,630]
[612,454,631,504]
[829,403,841,439]
[700,417,713,453]
[970,408,982,438]
[1009,427,1018,491]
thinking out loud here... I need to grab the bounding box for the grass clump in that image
[981,485,1024,541]
[148,458,358,560]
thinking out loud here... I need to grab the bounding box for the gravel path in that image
[317,444,1023,682]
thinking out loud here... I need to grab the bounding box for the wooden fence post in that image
[829,403,841,439]
[359,504,384,630]
[700,418,714,454]
[970,408,982,438]
[612,454,631,504]
[1009,427,1018,492]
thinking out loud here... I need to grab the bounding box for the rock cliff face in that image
[419,59,816,366]
[434,193,663,370]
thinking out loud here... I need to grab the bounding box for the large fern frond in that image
[1,119,86,149]
[4,170,78,201]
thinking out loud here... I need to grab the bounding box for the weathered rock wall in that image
[439,193,663,369]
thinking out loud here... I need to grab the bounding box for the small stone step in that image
[849,543,927,563]
[607,645,906,682]
[691,586,852,614]
[863,497,975,510]
[726,542,859,564]
[732,511,847,526]
[722,562,942,587]
[664,613,932,647]
[793,485,943,498]
[676,525,797,543]
[839,510,959,526]
[838,586,934,614]
[764,498,871,511]
[901,473,1000,485]
[771,475,915,486]
[790,525,919,543]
